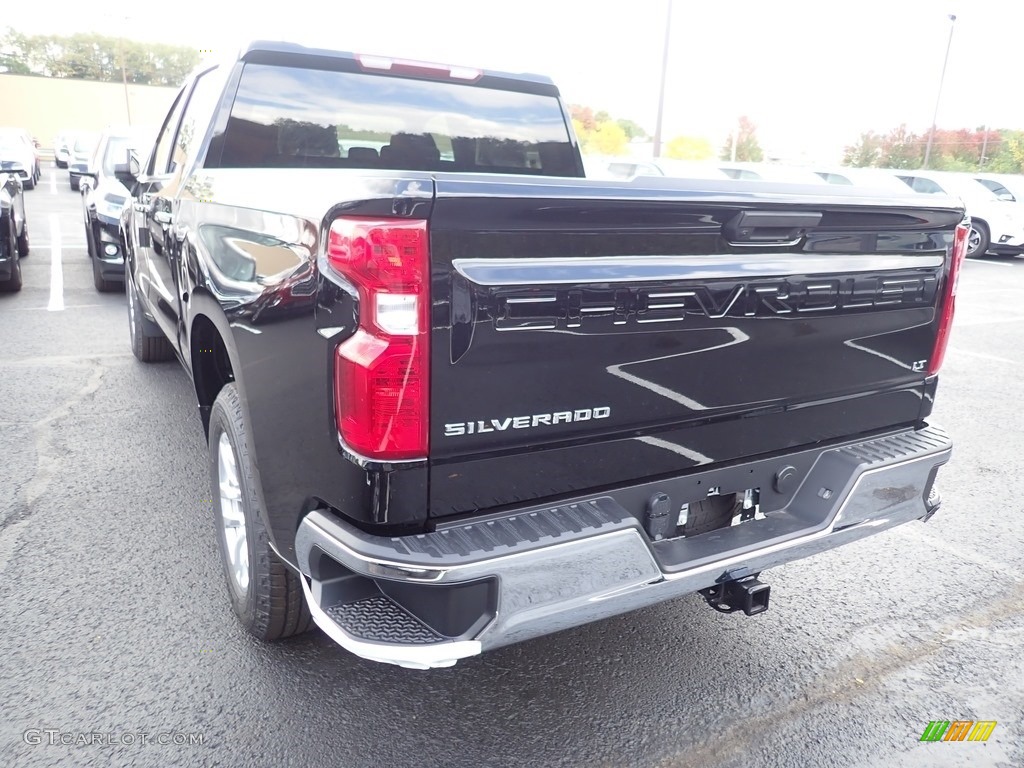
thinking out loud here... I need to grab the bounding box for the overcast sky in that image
[7,0,1022,160]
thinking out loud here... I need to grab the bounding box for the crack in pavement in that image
[0,353,132,369]
[0,360,107,539]
[656,580,1024,768]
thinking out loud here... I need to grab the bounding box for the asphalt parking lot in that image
[1,166,1022,768]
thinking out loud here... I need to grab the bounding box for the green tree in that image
[720,116,763,162]
[842,131,884,167]
[665,135,713,161]
[616,119,648,141]
[0,28,198,85]
[986,130,1024,173]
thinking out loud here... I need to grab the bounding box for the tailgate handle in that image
[723,210,823,246]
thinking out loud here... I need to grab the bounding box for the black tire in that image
[0,223,22,292]
[85,221,96,260]
[127,271,174,361]
[24,175,35,191]
[966,220,990,258]
[69,177,79,191]
[209,383,313,641]
[17,223,29,259]
[92,254,122,292]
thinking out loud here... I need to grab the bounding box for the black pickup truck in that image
[117,41,966,669]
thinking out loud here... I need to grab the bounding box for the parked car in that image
[973,173,1024,204]
[0,128,42,184]
[120,41,962,669]
[813,166,923,195]
[0,133,39,190]
[591,157,730,181]
[54,131,77,168]
[716,162,835,186]
[80,126,150,291]
[0,171,30,292]
[891,169,1024,257]
[68,132,100,191]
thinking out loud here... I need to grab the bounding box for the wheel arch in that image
[188,289,243,438]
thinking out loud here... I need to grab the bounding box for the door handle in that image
[154,211,173,225]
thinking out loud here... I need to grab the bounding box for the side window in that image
[172,68,222,174]
[150,88,189,176]
[909,177,945,195]
[977,179,1014,201]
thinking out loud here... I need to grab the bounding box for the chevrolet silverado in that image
[116,41,966,669]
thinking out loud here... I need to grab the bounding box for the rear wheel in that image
[209,383,312,641]
[16,223,29,259]
[23,175,35,191]
[69,177,79,192]
[92,254,121,292]
[966,221,990,258]
[0,224,22,292]
[127,270,173,361]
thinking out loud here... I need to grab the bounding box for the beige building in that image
[0,74,178,150]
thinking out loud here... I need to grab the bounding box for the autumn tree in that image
[842,131,884,167]
[665,135,713,161]
[569,104,643,156]
[720,116,763,162]
[840,125,1024,172]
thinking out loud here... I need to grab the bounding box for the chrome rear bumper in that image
[295,425,952,669]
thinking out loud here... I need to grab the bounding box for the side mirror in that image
[114,149,141,186]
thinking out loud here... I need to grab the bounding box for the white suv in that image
[891,170,1024,257]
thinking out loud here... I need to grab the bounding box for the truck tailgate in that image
[427,176,962,516]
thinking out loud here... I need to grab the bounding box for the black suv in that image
[81,127,150,292]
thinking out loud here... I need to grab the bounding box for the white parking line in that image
[47,214,64,312]
[948,348,1017,365]
[10,304,102,312]
[966,259,1016,268]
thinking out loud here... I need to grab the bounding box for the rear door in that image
[426,176,962,516]
[133,86,188,343]
[132,66,225,347]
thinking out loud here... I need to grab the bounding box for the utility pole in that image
[979,124,989,168]
[120,44,132,126]
[652,0,673,158]
[922,14,957,169]
[109,13,132,125]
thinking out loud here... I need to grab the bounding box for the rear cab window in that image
[209,63,579,176]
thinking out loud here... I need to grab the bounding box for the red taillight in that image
[927,220,969,376]
[327,217,429,460]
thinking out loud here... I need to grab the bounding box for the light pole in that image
[652,0,673,158]
[118,35,132,126]
[922,13,957,169]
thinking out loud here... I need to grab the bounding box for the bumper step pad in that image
[324,596,444,645]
